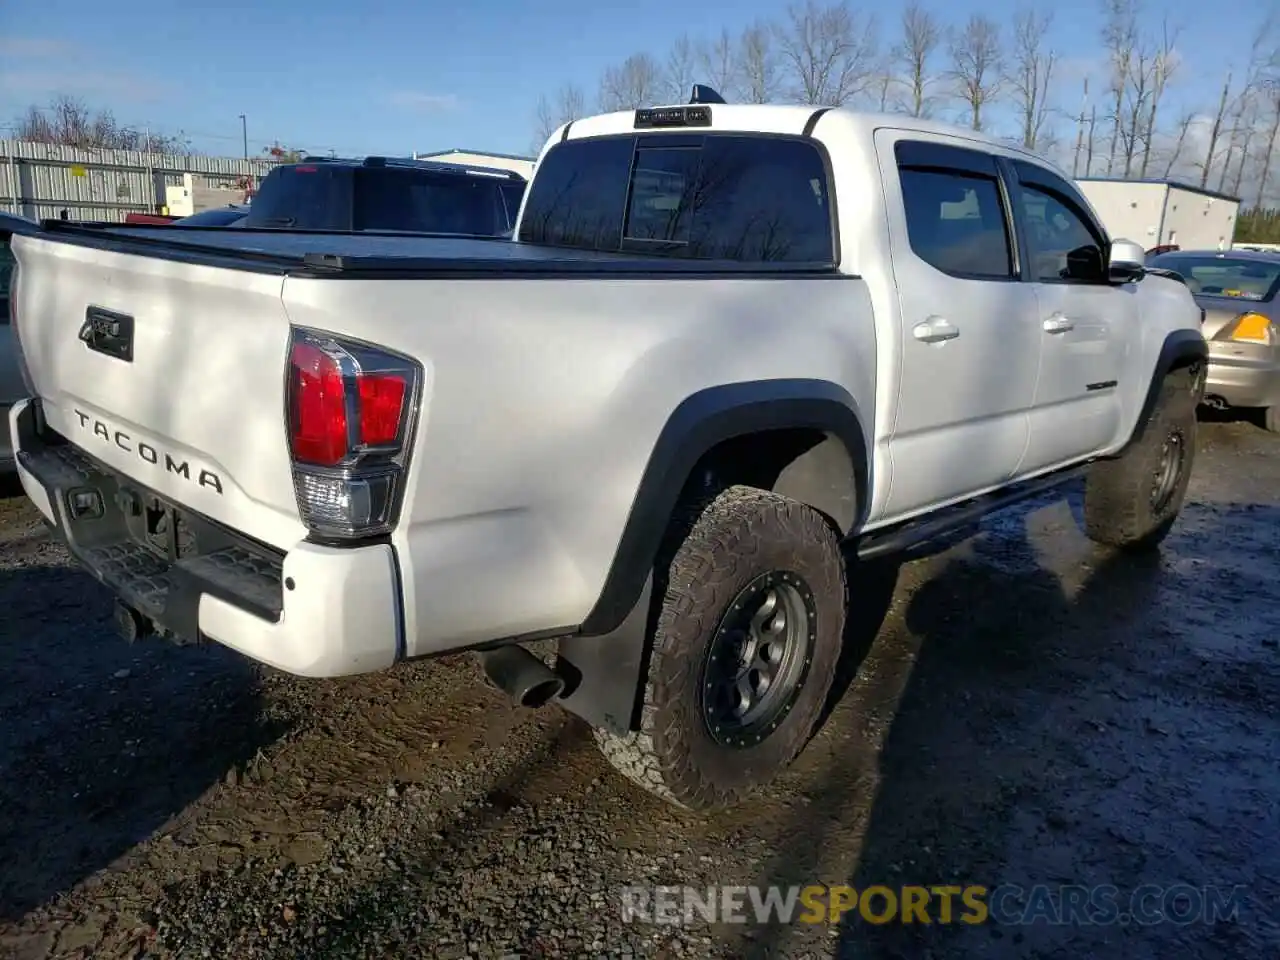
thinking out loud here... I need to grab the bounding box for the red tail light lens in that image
[289,342,349,466]
[357,374,408,446]
[288,338,413,466]
[286,328,421,539]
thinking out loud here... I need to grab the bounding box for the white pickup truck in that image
[7,95,1206,810]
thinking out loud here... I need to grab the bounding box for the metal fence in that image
[0,140,279,222]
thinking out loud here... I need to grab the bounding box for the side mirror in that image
[1108,238,1146,283]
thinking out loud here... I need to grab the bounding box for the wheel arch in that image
[1113,327,1208,457]
[578,378,871,638]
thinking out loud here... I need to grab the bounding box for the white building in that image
[1075,178,1241,252]
[412,149,535,179]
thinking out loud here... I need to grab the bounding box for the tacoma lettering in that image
[74,409,223,495]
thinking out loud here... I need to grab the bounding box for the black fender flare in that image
[1115,327,1208,456]
[578,378,871,637]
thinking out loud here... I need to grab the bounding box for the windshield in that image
[1150,254,1280,301]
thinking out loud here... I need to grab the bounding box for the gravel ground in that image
[0,415,1277,960]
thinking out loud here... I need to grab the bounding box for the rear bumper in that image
[1204,341,1280,409]
[9,398,402,678]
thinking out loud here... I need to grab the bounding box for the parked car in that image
[1148,248,1279,431]
[124,213,180,225]
[6,93,1206,810]
[0,212,35,475]
[172,205,250,227]
[240,155,526,236]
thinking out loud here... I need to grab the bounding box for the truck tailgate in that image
[12,234,306,550]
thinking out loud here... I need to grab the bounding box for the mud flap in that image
[554,575,653,736]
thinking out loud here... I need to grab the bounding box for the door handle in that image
[1043,314,1075,334]
[912,317,960,343]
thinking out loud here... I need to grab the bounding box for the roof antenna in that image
[689,84,726,105]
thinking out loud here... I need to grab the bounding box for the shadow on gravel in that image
[297,717,594,957]
[0,562,284,921]
[1196,404,1270,432]
[723,488,1280,960]
[0,473,24,500]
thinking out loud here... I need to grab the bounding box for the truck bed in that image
[28,220,842,278]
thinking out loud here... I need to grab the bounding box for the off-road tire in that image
[593,485,847,812]
[1083,367,1199,551]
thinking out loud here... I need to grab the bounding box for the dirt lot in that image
[0,415,1277,960]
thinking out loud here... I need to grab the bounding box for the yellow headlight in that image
[1229,312,1274,344]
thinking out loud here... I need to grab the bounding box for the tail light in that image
[286,327,422,540]
[1222,311,1275,346]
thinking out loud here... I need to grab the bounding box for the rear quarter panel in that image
[281,274,879,654]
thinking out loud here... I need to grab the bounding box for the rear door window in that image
[898,168,1014,280]
[519,134,834,263]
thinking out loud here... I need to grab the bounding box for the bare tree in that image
[872,60,895,111]
[1118,37,1163,176]
[894,2,943,118]
[1162,111,1196,178]
[1100,0,1140,176]
[696,29,739,96]
[1007,6,1057,150]
[1216,82,1255,194]
[1200,74,1233,188]
[1073,78,1090,176]
[1256,88,1280,207]
[1203,16,1276,190]
[663,34,699,104]
[1137,22,1179,177]
[1225,93,1262,195]
[532,84,586,149]
[776,0,879,106]
[13,95,186,152]
[598,53,662,112]
[1086,102,1099,175]
[948,14,1002,131]
[739,21,782,103]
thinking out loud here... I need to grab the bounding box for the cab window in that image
[898,167,1014,280]
[519,134,834,263]
[1018,186,1107,283]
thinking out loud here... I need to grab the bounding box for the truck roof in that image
[292,154,526,182]
[555,103,1075,181]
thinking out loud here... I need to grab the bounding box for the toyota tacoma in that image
[6,93,1207,810]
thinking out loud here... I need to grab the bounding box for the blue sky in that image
[0,0,1267,162]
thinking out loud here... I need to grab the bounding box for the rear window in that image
[243,164,509,236]
[352,168,505,235]
[243,165,348,230]
[518,134,834,263]
[1149,255,1280,301]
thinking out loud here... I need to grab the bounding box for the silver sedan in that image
[1148,248,1280,432]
